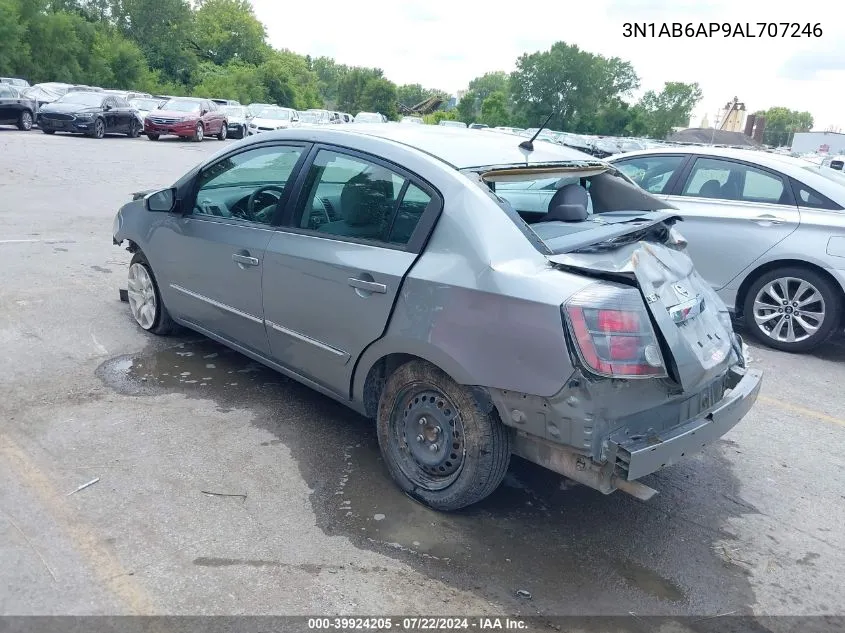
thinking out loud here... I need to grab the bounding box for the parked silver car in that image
[112,126,761,511]
[610,147,845,353]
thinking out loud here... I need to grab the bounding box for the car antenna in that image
[519,109,556,153]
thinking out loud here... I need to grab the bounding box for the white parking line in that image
[0,238,70,244]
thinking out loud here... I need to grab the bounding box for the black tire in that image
[217,122,227,140]
[377,360,511,511]
[743,266,841,353]
[17,110,34,131]
[127,119,141,138]
[147,133,160,141]
[128,252,177,336]
[90,118,105,139]
[42,128,55,135]
[192,122,204,142]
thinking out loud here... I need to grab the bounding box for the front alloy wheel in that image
[745,267,840,353]
[127,254,176,335]
[18,110,33,131]
[193,123,204,142]
[127,262,158,330]
[92,118,105,139]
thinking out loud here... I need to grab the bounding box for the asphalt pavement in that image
[1,128,844,632]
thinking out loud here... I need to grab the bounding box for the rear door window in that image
[680,157,788,204]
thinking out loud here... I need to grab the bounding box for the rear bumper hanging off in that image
[609,366,762,481]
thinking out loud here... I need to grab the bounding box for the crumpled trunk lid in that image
[549,240,739,393]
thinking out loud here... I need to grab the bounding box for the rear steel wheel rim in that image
[752,276,825,344]
[389,386,466,491]
[127,263,157,330]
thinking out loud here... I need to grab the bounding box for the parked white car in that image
[247,107,300,135]
[610,146,845,352]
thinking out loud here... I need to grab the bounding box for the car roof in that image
[611,145,824,172]
[250,125,598,170]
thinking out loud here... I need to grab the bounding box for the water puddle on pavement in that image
[97,337,759,617]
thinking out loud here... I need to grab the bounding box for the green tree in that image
[114,0,197,84]
[753,106,814,147]
[509,42,639,132]
[479,91,509,127]
[636,81,703,139]
[0,0,29,76]
[361,77,397,119]
[311,56,347,107]
[397,83,428,108]
[192,0,268,66]
[193,60,267,103]
[468,70,509,101]
[336,67,383,113]
[262,50,320,109]
[456,89,478,123]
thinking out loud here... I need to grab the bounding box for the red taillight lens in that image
[609,336,640,360]
[597,309,641,333]
[563,284,667,379]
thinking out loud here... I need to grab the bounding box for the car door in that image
[262,146,441,395]
[0,84,19,122]
[664,155,801,290]
[100,97,118,132]
[149,143,310,355]
[114,97,134,130]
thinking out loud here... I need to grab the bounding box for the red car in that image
[144,98,228,142]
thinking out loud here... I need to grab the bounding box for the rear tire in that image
[743,266,840,353]
[127,119,141,138]
[127,252,176,336]
[217,122,227,140]
[376,360,511,511]
[18,110,33,131]
[147,134,160,141]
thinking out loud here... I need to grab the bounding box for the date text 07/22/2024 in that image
[623,22,822,38]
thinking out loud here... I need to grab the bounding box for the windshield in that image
[130,98,162,110]
[257,108,291,120]
[163,99,202,112]
[57,92,104,107]
[222,106,246,117]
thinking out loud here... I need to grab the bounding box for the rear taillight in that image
[563,284,667,378]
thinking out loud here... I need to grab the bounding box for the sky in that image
[250,0,844,131]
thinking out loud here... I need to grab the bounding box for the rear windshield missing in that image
[470,164,677,254]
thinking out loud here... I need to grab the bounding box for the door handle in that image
[232,253,259,267]
[751,214,786,226]
[348,277,387,294]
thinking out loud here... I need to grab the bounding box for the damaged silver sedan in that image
[112,125,762,511]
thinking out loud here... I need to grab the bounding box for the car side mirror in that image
[103,104,112,111]
[145,188,177,213]
[201,109,209,116]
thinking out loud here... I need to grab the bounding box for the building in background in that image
[717,97,746,132]
[790,131,845,155]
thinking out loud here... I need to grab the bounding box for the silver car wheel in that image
[752,276,825,344]
[127,263,158,330]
